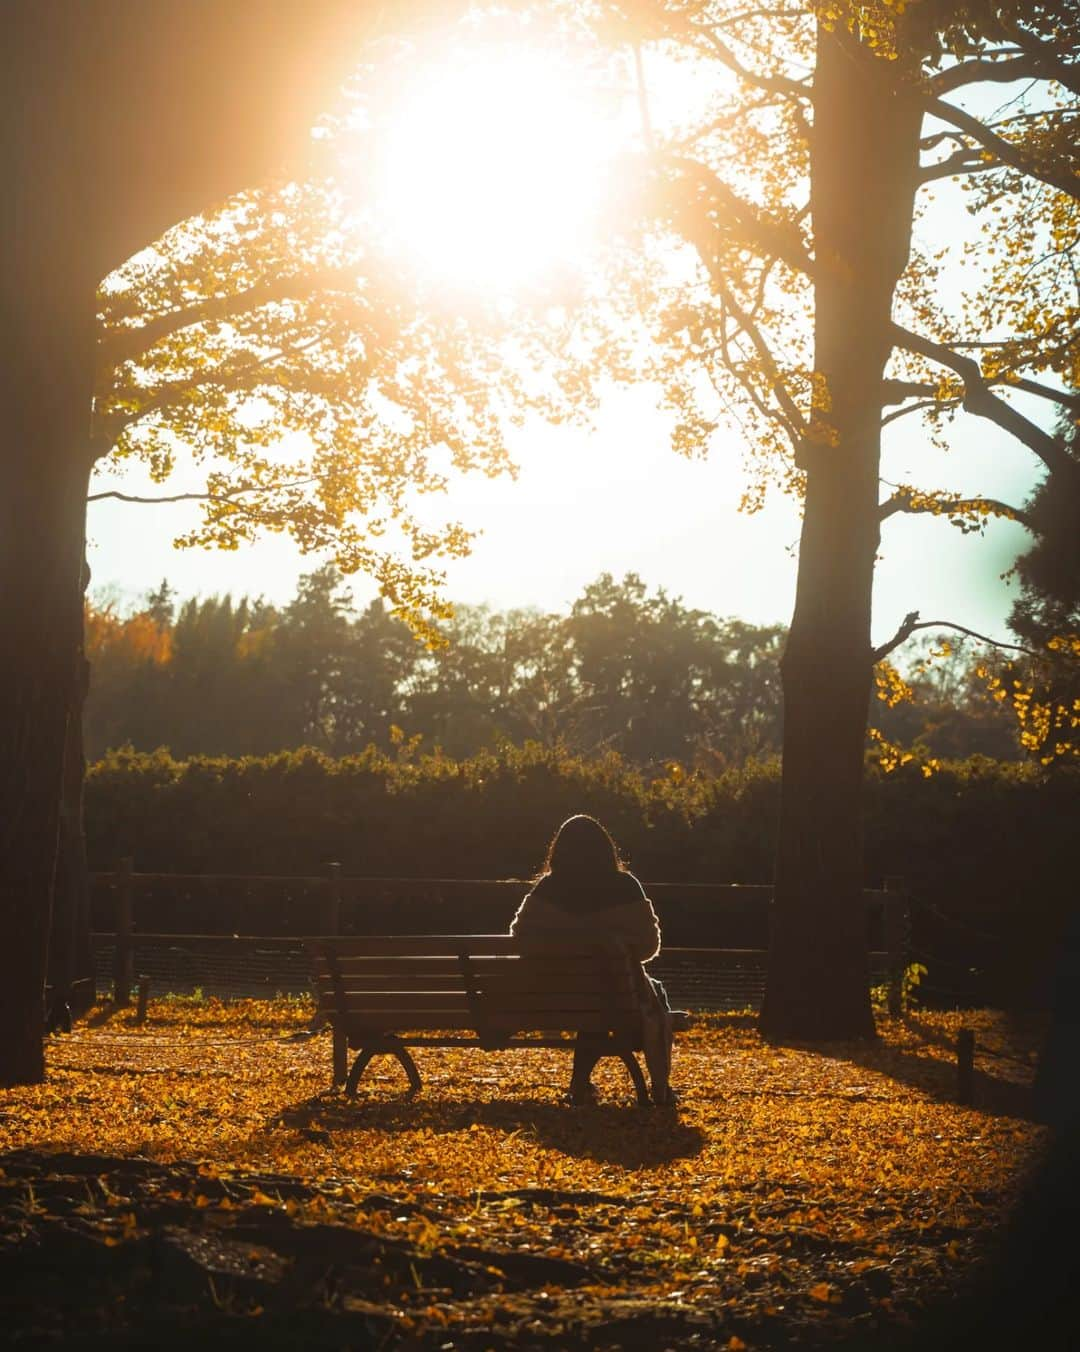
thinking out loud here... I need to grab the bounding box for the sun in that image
[365,40,613,291]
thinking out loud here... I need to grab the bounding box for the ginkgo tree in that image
[48,173,586,1019]
[2,0,466,1087]
[582,0,1080,1038]
[92,180,566,644]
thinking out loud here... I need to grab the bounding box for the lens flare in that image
[369,44,610,290]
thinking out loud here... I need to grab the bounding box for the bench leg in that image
[332,1024,348,1086]
[345,1037,423,1099]
[391,1040,423,1097]
[620,1052,651,1107]
[572,1035,651,1106]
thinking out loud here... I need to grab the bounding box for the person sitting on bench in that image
[509,813,676,1106]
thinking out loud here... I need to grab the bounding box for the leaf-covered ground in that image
[0,1000,1064,1349]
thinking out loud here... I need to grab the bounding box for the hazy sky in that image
[88,372,1037,650]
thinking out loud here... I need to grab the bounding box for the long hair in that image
[539,814,624,882]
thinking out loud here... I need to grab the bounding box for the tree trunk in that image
[0,312,97,1084]
[48,565,95,1027]
[759,28,922,1041]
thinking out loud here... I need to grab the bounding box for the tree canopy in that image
[92,178,581,641]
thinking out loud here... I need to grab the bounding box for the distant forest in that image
[85,567,1023,767]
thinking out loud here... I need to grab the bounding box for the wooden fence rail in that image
[90,860,911,1011]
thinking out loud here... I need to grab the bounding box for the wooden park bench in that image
[307,935,690,1105]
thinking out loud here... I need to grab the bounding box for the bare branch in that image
[927,53,1045,97]
[871,610,921,663]
[87,476,319,507]
[88,489,226,506]
[919,148,999,183]
[991,20,1080,99]
[872,613,1035,663]
[882,378,936,403]
[688,23,812,101]
[1005,375,1080,410]
[880,398,951,428]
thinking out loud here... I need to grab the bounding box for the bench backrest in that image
[308,935,644,1038]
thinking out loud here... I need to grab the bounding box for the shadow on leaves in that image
[271,1091,705,1169]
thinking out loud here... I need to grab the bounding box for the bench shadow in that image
[270,1092,706,1169]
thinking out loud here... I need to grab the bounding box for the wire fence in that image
[85,866,913,1013]
[91,937,897,1013]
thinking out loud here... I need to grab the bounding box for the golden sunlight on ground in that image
[2,1000,1049,1345]
[369,41,614,290]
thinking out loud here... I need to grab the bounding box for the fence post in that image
[323,862,341,936]
[883,875,910,1016]
[114,856,134,1007]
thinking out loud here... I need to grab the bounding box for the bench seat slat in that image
[314,984,632,1005]
[310,953,629,972]
[320,991,636,1015]
[310,958,474,979]
[316,976,470,994]
[310,959,631,986]
[309,935,616,958]
[342,1014,637,1035]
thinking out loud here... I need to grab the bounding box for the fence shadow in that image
[268,1092,706,1170]
[762,1019,1039,1121]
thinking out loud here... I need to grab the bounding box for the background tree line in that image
[84,567,1040,769]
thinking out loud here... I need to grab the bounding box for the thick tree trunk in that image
[48,574,95,1027]
[0,308,96,1084]
[759,29,922,1041]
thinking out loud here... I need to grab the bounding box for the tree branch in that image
[878,490,1032,531]
[87,476,319,507]
[925,96,1080,203]
[882,378,936,403]
[100,268,354,367]
[927,53,1044,97]
[890,322,1075,475]
[919,148,999,183]
[689,23,812,101]
[663,156,816,278]
[880,398,953,429]
[1005,375,1080,410]
[992,21,1080,99]
[871,610,921,663]
[101,329,334,442]
[872,612,1035,663]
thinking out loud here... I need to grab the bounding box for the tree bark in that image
[0,289,97,1084]
[759,27,922,1041]
[48,565,95,1027]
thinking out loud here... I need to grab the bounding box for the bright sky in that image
[87,27,1044,650]
[87,386,1036,647]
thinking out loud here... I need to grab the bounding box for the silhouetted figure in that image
[510,814,676,1105]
